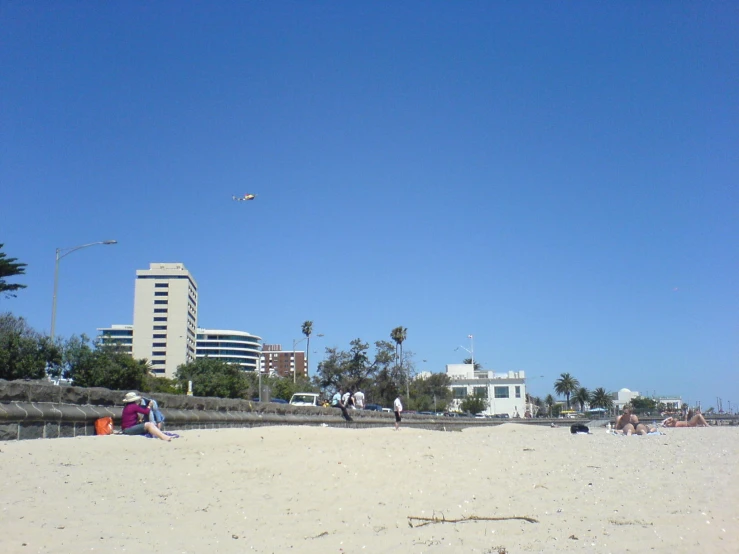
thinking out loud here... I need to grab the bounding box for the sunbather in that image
[661,413,709,427]
[614,406,641,435]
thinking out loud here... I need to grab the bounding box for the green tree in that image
[390,326,408,397]
[630,396,657,411]
[590,388,614,410]
[545,394,555,417]
[462,358,483,371]
[266,374,319,401]
[554,373,580,408]
[316,339,399,406]
[0,245,27,298]
[410,372,452,412]
[460,390,488,415]
[573,387,591,412]
[301,320,313,377]
[390,326,407,369]
[63,336,149,390]
[175,358,249,399]
[0,313,61,380]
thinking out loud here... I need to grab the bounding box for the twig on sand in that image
[408,514,538,528]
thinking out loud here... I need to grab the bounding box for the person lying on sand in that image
[662,413,709,428]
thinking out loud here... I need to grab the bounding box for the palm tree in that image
[590,388,614,410]
[390,326,407,369]
[573,387,591,412]
[390,326,408,397]
[554,373,580,409]
[301,320,313,378]
[545,394,555,417]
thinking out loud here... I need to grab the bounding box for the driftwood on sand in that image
[408,514,539,528]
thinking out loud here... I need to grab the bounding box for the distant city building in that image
[97,324,133,354]
[132,263,198,378]
[261,344,305,379]
[446,364,527,417]
[196,328,262,371]
[611,388,683,412]
[654,395,682,411]
[611,388,641,410]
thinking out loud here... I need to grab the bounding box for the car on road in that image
[364,404,383,411]
[289,393,321,407]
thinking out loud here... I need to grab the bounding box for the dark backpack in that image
[570,424,590,434]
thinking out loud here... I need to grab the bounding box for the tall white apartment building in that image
[132,263,198,378]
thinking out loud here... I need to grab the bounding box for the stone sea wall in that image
[0,379,488,440]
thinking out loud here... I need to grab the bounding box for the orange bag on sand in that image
[94,417,113,436]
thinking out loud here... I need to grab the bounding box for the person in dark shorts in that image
[393,395,403,430]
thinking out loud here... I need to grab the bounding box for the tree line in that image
[524,372,614,417]
[0,309,450,410]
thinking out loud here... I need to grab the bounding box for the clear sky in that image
[2,2,736,409]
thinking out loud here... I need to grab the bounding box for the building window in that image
[494,386,510,399]
[154,300,168,305]
[154,308,167,313]
[154,291,168,296]
[154,283,169,288]
[153,334,166,339]
[515,386,521,398]
[473,386,488,398]
[153,342,166,348]
[154,317,167,322]
[154,325,167,330]
[452,387,467,399]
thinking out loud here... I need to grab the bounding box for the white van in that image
[289,393,321,407]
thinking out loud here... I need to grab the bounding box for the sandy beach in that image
[1,423,737,553]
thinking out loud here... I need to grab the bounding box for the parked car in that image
[270,398,288,404]
[289,393,321,407]
[364,404,383,411]
[492,413,510,419]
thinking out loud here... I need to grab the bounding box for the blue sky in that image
[1,2,736,409]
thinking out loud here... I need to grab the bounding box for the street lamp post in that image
[50,240,117,340]
[292,334,324,384]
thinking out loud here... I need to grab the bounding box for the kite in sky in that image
[232,194,257,202]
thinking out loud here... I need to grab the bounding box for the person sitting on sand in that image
[614,406,641,435]
[121,392,172,441]
[661,413,709,428]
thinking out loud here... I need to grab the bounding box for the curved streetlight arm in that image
[51,240,117,340]
[57,240,118,261]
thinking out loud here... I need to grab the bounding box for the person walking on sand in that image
[394,395,403,430]
[120,392,171,441]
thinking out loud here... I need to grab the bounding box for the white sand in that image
[1,423,737,553]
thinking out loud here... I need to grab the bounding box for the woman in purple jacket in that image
[121,392,171,441]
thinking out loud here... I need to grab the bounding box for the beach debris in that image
[309,531,329,539]
[408,515,538,528]
[569,534,579,540]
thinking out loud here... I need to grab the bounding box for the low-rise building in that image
[446,364,527,417]
[261,344,306,379]
[97,325,134,354]
[196,328,262,372]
